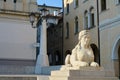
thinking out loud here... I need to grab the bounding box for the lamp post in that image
[35,7,50,74]
[29,4,60,74]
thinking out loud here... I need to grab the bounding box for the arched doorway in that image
[90,44,100,65]
[112,39,120,78]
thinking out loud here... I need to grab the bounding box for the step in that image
[49,76,119,80]
[51,70,105,77]
[0,75,49,80]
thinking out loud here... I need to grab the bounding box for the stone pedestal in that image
[49,67,119,80]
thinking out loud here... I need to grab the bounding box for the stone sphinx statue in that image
[61,30,99,70]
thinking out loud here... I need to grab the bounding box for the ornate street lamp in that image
[29,12,36,28]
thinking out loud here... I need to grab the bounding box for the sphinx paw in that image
[90,62,99,67]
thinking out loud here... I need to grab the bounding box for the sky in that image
[37,0,62,7]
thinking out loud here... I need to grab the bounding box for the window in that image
[89,7,95,28]
[13,0,17,10]
[66,22,69,38]
[74,0,79,8]
[115,0,120,5]
[91,13,94,27]
[13,0,16,3]
[84,11,88,29]
[74,16,79,34]
[101,0,106,11]
[66,3,69,14]
[83,0,88,3]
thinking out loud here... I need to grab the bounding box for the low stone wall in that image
[0,65,35,74]
[0,65,62,75]
[0,75,49,80]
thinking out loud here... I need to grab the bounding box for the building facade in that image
[0,0,38,74]
[98,0,120,78]
[63,0,120,78]
[63,0,99,63]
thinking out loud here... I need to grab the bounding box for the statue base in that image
[49,67,118,80]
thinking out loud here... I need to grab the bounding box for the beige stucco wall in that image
[0,17,37,60]
[0,0,38,60]
[100,18,120,74]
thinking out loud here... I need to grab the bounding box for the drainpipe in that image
[62,0,64,64]
[96,0,101,65]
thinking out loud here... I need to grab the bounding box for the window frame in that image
[84,11,88,29]
[115,0,120,5]
[74,0,79,8]
[74,16,79,34]
[101,0,107,11]
[65,22,69,39]
[4,0,6,2]
[66,3,70,14]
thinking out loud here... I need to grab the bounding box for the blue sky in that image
[37,0,62,7]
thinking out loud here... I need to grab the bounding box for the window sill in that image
[74,32,79,35]
[83,0,88,3]
[65,13,69,15]
[100,8,109,14]
[87,25,96,29]
[74,6,79,9]
[65,37,69,39]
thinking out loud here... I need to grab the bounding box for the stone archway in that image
[112,39,120,78]
[90,44,100,65]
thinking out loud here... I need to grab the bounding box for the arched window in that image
[74,16,79,34]
[13,0,17,10]
[84,11,88,29]
[66,3,69,14]
[13,0,17,3]
[4,0,6,2]
[89,7,95,28]
[74,0,79,8]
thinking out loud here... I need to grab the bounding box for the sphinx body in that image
[63,30,99,70]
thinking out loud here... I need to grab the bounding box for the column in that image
[35,19,49,74]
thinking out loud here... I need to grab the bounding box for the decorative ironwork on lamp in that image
[29,12,36,28]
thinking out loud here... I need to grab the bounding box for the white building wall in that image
[0,18,36,60]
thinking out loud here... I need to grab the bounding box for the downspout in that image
[62,0,64,64]
[96,0,101,65]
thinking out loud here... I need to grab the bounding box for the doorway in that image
[113,39,120,78]
[90,44,100,65]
